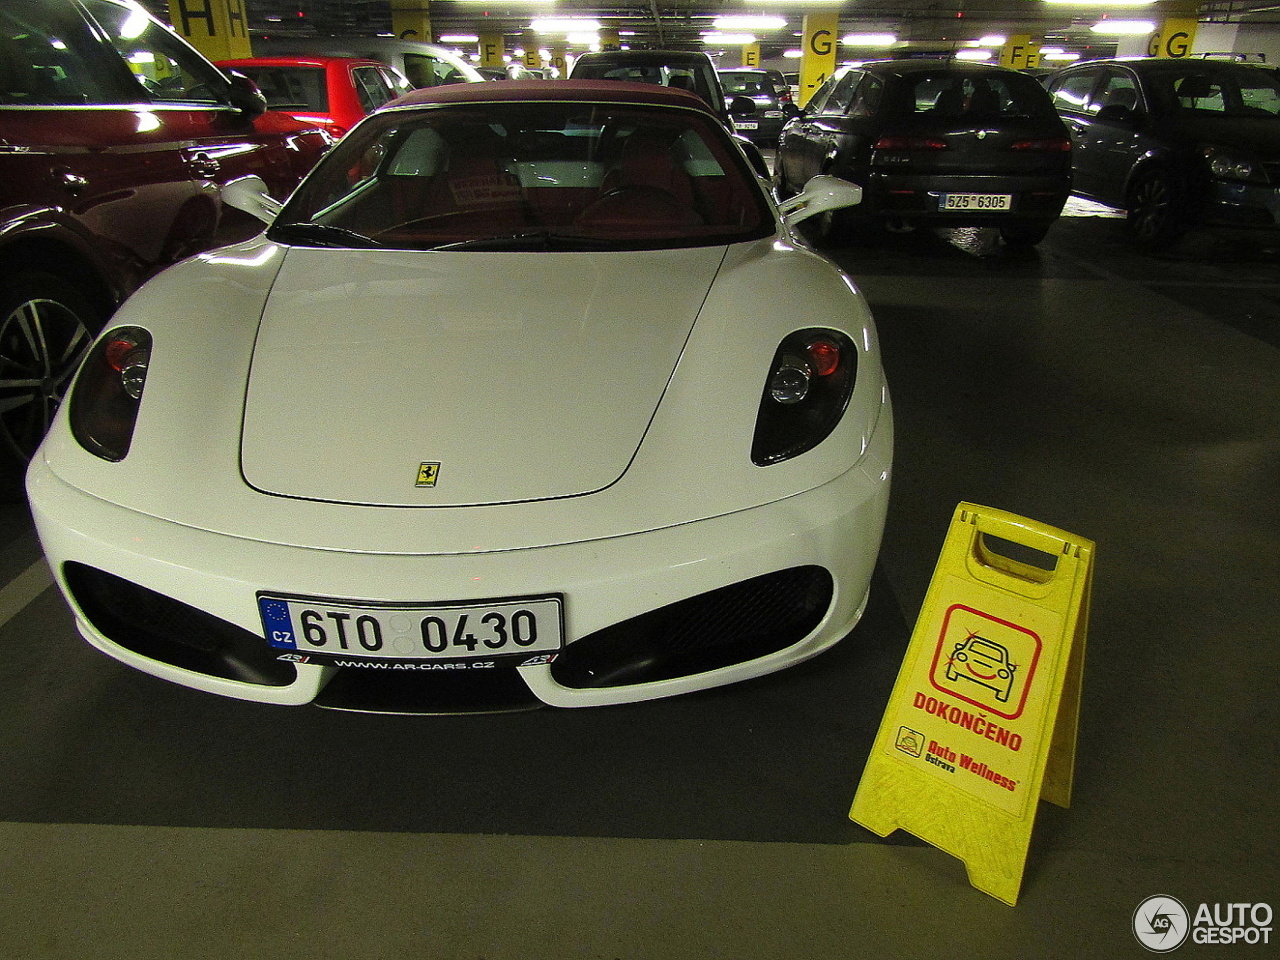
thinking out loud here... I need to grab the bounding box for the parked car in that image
[28,80,890,713]
[217,55,412,138]
[251,37,485,89]
[774,60,1073,246]
[571,50,732,122]
[1045,58,1280,250]
[719,67,796,145]
[0,0,332,465]
[784,72,801,103]
[570,50,769,176]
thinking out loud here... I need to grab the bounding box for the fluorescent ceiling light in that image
[1090,19,1156,34]
[1045,1,1154,5]
[701,32,758,45]
[782,49,803,59]
[976,34,1006,46]
[842,33,896,47]
[714,15,786,31]
[955,49,993,61]
[530,17,600,33]
[1042,51,1082,61]
[438,34,478,43]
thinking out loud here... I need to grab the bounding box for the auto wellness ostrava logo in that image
[1133,896,1274,952]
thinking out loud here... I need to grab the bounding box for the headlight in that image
[1203,145,1269,184]
[751,329,857,466]
[69,326,152,461]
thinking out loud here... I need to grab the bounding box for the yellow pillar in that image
[479,32,505,71]
[390,0,432,43]
[166,0,251,60]
[522,34,542,71]
[799,13,838,108]
[600,29,621,51]
[548,44,568,78]
[999,35,1041,70]
[743,43,761,68]
[1148,19,1199,58]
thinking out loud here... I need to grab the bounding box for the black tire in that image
[1126,170,1188,252]
[999,220,1053,247]
[0,269,103,465]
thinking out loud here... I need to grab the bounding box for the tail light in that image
[752,329,857,466]
[69,327,152,461]
[873,136,949,151]
[1011,137,1072,152]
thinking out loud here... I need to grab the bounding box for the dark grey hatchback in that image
[774,60,1073,246]
[1045,58,1280,250]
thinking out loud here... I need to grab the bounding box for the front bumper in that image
[1203,179,1280,230]
[28,410,892,710]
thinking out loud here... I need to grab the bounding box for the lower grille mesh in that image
[551,566,834,689]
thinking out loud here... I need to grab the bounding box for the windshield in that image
[235,65,329,113]
[1148,65,1280,117]
[905,71,1059,119]
[722,73,780,98]
[272,100,773,251]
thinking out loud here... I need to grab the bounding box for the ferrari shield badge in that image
[416,462,441,487]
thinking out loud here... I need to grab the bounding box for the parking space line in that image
[0,559,54,629]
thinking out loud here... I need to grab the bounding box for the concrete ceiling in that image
[203,1,1280,63]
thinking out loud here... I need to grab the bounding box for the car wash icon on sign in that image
[931,604,1041,720]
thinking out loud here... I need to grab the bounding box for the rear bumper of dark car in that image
[861,172,1073,226]
[731,112,787,145]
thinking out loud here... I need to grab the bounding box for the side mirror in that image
[222,175,282,225]
[778,175,863,227]
[224,70,267,118]
[729,95,757,116]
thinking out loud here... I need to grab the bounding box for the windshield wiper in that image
[431,231,623,252]
[269,222,382,249]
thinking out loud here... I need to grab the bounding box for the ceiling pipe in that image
[648,0,666,46]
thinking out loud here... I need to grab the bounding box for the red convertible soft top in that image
[387,79,715,113]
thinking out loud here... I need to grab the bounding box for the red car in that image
[0,0,333,466]
[217,56,413,139]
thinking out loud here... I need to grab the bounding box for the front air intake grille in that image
[63,562,296,687]
[551,565,834,689]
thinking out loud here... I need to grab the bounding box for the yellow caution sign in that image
[850,503,1093,906]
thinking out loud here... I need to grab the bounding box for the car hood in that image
[240,246,726,507]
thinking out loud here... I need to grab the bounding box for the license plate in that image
[939,193,1012,211]
[735,120,759,130]
[259,592,563,667]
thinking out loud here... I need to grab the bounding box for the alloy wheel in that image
[0,293,95,461]
[1128,172,1184,249]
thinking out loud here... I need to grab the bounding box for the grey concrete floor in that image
[0,208,1277,959]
